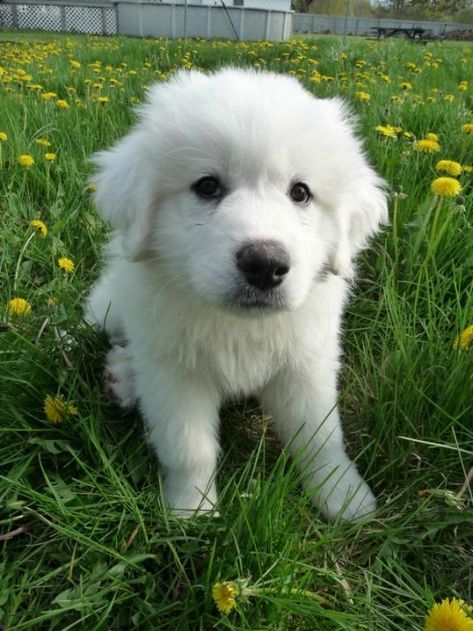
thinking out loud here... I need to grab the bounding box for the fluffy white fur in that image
[85,68,387,522]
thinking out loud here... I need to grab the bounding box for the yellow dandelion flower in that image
[8,298,32,316]
[414,139,440,153]
[462,165,473,173]
[212,582,238,615]
[0,131,7,142]
[35,137,51,147]
[44,152,57,161]
[435,160,462,177]
[96,96,110,103]
[29,219,48,238]
[355,91,370,102]
[424,597,473,631]
[56,99,69,109]
[18,154,34,167]
[400,81,413,90]
[58,257,74,273]
[40,91,57,100]
[458,81,468,92]
[461,124,473,134]
[444,94,455,102]
[426,133,439,142]
[375,125,398,138]
[44,394,78,424]
[70,60,81,69]
[431,177,462,197]
[454,325,473,351]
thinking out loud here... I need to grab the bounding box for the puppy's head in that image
[92,69,387,313]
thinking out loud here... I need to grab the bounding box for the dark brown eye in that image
[192,176,222,199]
[290,182,312,205]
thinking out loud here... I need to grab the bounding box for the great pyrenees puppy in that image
[85,68,387,522]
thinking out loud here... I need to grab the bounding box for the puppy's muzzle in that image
[236,240,290,291]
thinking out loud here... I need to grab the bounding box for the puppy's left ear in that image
[91,129,155,261]
[330,164,388,279]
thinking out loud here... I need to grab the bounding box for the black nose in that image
[236,241,290,291]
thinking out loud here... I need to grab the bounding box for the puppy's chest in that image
[175,318,293,396]
[207,336,286,396]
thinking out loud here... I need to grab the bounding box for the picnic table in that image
[370,26,443,42]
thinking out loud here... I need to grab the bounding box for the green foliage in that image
[373,0,473,20]
[0,32,472,630]
[303,0,375,16]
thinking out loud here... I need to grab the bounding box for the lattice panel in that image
[16,4,62,31]
[104,7,117,34]
[0,3,118,35]
[65,7,102,34]
[0,5,15,28]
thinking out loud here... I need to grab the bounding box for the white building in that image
[171,0,292,11]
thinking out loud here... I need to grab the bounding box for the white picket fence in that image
[0,0,293,40]
[0,1,117,34]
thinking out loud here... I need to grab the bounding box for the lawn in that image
[0,31,472,630]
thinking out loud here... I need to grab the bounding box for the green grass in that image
[0,32,472,630]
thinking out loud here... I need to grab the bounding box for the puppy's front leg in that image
[261,363,376,522]
[136,362,221,516]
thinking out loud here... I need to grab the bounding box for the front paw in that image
[164,468,217,518]
[312,464,377,523]
[104,344,137,408]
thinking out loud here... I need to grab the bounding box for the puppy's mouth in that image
[225,286,289,314]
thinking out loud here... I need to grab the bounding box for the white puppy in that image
[85,68,387,522]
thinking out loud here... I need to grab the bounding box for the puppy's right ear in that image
[91,130,154,261]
